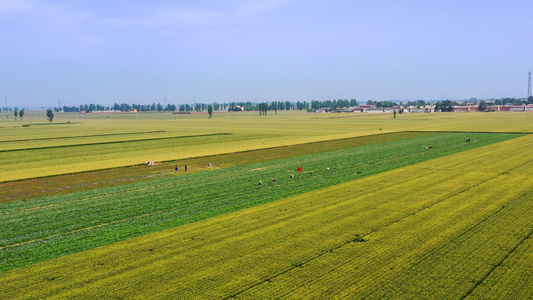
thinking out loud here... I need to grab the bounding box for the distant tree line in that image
[60,103,179,113]
[55,99,361,113]
[50,96,532,115]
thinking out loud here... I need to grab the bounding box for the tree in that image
[46,108,54,123]
[393,110,397,118]
[435,100,455,112]
[434,102,443,112]
[14,108,18,120]
[258,103,268,116]
[207,105,213,118]
[478,101,487,112]
[376,101,394,108]
[19,109,25,121]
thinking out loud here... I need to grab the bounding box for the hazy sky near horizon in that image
[1,0,532,108]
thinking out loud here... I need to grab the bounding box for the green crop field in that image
[0,111,532,299]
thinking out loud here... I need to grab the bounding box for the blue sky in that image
[1,0,532,108]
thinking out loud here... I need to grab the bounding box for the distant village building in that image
[314,103,531,114]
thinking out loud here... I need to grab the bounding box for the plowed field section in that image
[0,134,532,298]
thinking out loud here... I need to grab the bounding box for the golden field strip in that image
[1,133,531,298]
[1,110,533,182]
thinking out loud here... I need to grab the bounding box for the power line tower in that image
[526,71,531,101]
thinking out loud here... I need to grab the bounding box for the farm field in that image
[1,132,531,299]
[1,110,533,182]
[1,132,519,272]
[0,111,532,299]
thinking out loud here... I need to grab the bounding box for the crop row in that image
[1,134,531,298]
[0,132,523,273]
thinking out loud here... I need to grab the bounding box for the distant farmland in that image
[0,110,532,299]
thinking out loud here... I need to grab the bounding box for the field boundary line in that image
[408,130,533,134]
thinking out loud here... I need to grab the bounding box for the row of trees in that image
[54,99,361,113]
[60,103,178,113]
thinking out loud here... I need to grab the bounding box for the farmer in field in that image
[259,180,262,185]
[175,166,178,172]
[185,165,188,171]
[290,174,294,178]
[297,166,302,172]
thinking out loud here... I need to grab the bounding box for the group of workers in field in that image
[172,138,472,186]
[259,166,336,186]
